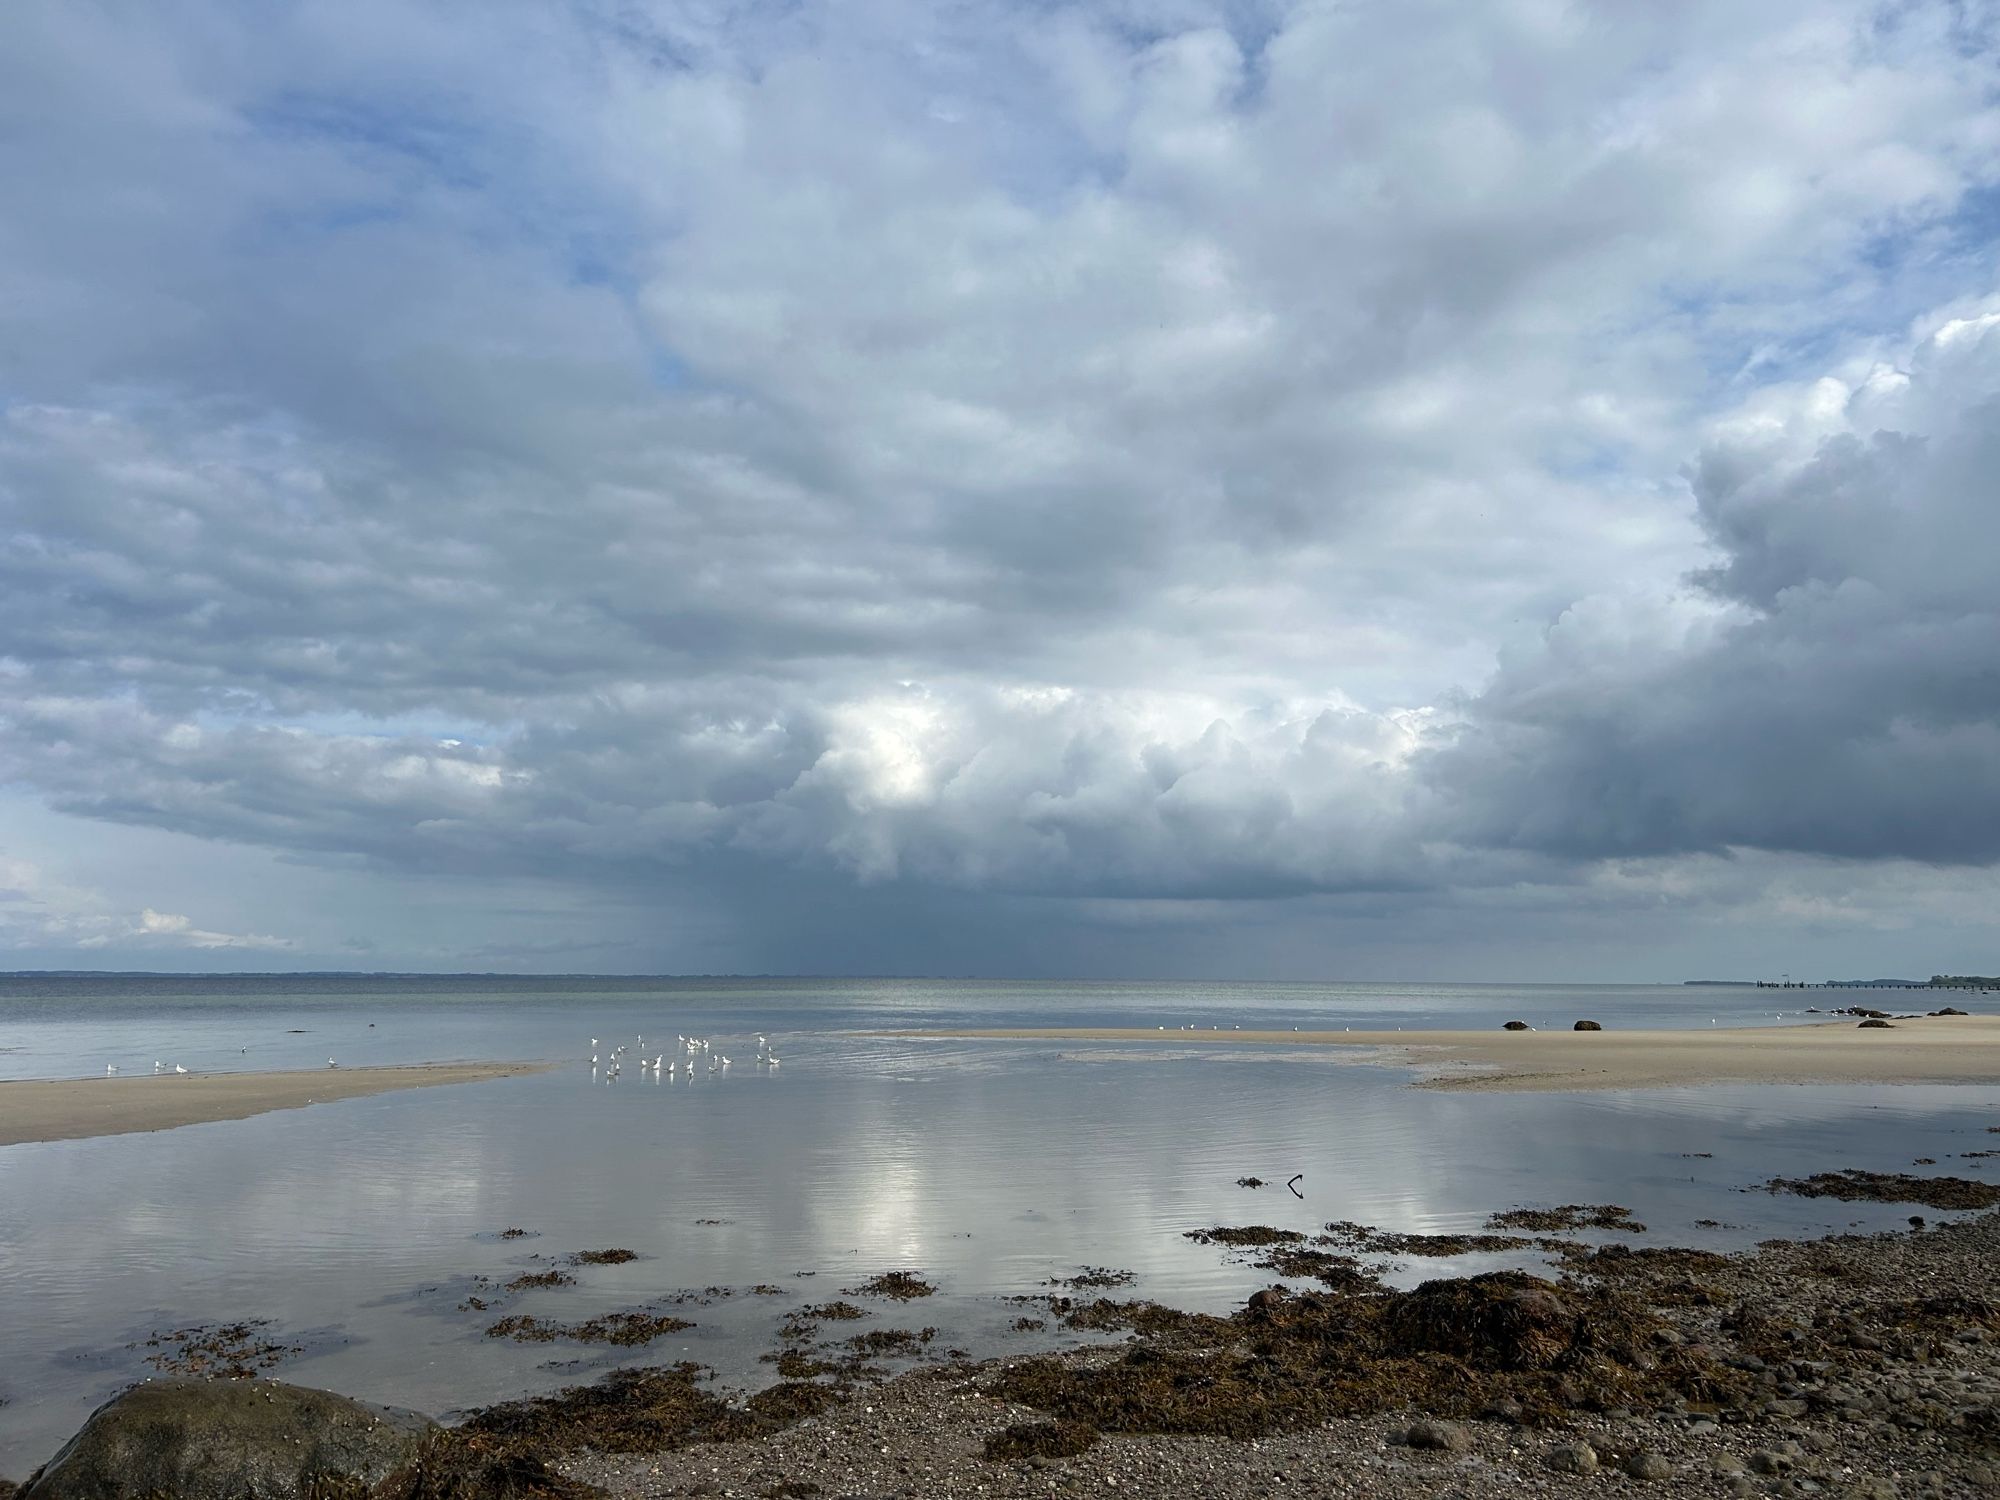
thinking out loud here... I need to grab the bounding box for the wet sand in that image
[0,1061,551,1147]
[889,1014,2000,1091]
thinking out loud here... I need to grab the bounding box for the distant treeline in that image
[1932,975,2000,989]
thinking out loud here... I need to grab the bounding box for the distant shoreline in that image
[886,1015,2000,1092]
[0,1061,551,1147]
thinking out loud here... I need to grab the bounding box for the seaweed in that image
[1485,1205,1644,1234]
[1320,1221,1536,1257]
[843,1271,936,1300]
[485,1311,692,1346]
[841,1327,937,1357]
[798,1301,867,1321]
[988,1270,1749,1440]
[137,1321,300,1379]
[567,1249,638,1266]
[984,1419,1101,1462]
[1048,1267,1136,1290]
[1765,1171,2000,1210]
[1183,1225,1305,1247]
[505,1271,575,1293]
[1251,1244,1380,1292]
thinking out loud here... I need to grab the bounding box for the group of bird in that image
[589,1031,780,1082]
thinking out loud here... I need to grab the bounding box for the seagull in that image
[154,1060,164,1073]
[106,1064,119,1075]
[328,1058,337,1068]
[174,1064,188,1075]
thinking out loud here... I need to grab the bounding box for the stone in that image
[1502,1020,1530,1031]
[1859,1019,1896,1029]
[1750,1449,1796,1475]
[1544,1442,1598,1475]
[1573,1019,1603,1031]
[1625,1452,1674,1481]
[20,1379,435,1500]
[1401,1419,1471,1454]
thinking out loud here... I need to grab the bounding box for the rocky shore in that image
[557,1210,2000,1500]
[13,1202,2000,1499]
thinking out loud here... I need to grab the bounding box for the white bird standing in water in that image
[174,1064,188,1074]
[328,1058,338,1068]
[106,1064,118,1075]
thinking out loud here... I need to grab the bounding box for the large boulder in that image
[20,1379,436,1500]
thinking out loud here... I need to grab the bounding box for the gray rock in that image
[1544,1442,1598,1474]
[20,1378,435,1500]
[1750,1448,1796,1475]
[1573,1019,1603,1031]
[1624,1452,1673,1481]
[1401,1419,1470,1453]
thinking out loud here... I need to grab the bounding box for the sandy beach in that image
[889,1014,2000,1091]
[0,1061,550,1147]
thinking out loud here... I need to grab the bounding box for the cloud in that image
[0,854,292,953]
[1426,303,2000,866]
[1,1,1999,971]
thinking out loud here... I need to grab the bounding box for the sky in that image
[2,0,1999,980]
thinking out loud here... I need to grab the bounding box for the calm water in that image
[0,975,1989,1475]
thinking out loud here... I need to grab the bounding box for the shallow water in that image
[0,975,1988,1475]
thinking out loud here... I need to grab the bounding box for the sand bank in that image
[0,1061,550,1147]
[889,1014,2000,1091]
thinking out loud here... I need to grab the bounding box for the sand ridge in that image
[0,1060,551,1147]
[886,1014,2000,1091]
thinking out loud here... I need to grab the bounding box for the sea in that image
[1,974,1992,1475]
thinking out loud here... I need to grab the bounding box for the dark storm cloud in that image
[1425,311,2000,866]
[3,0,2000,965]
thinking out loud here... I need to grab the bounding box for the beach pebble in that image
[1401,1419,1470,1453]
[1624,1451,1673,1480]
[1544,1441,1597,1474]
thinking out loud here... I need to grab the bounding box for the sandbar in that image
[0,1061,550,1147]
[888,1015,2000,1091]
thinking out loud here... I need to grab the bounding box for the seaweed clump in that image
[376,1364,829,1500]
[1183,1225,1304,1247]
[505,1270,575,1293]
[1486,1204,1644,1234]
[984,1418,1101,1462]
[988,1270,1747,1439]
[1766,1170,2000,1210]
[485,1311,693,1346]
[798,1300,868,1322]
[138,1321,300,1379]
[1321,1221,1536,1257]
[844,1271,936,1300]
[842,1327,937,1357]
[1049,1267,1136,1290]
[569,1249,638,1266]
